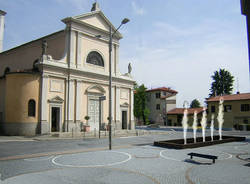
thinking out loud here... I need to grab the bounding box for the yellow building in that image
[0,3,135,136]
[206,93,250,130]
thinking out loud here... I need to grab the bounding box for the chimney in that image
[91,2,100,12]
[0,10,6,53]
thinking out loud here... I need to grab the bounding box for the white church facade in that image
[0,4,135,136]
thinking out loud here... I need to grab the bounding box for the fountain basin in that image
[154,136,246,149]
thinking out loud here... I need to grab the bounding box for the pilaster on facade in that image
[40,74,49,134]
[75,80,83,121]
[68,79,75,121]
[115,87,120,121]
[112,86,115,122]
[76,32,82,69]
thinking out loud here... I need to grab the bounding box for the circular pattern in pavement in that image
[159,147,233,163]
[52,151,132,168]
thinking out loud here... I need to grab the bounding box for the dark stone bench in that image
[187,152,218,163]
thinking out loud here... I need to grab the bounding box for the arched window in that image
[86,51,104,67]
[28,99,36,117]
[4,67,10,75]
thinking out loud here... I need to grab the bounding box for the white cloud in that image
[131,1,146,15]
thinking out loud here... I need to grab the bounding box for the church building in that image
[0,3,135,136]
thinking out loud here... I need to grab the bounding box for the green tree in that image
[209,69,234,97]
[190,99,201,108]
[134,84,150,124]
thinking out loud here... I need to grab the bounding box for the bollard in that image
[94,128,96,137]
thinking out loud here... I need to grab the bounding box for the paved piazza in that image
[0,136,250,184]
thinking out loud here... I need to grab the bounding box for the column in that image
[40,74,49,134]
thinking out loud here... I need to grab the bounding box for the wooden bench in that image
[187,152,218,163]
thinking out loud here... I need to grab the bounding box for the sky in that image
[0,0,249,107]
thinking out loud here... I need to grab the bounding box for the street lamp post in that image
[108,18,129,150]
[241,0,250,78]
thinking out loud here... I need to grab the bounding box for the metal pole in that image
[99,98,101,139]
[246,15,250,79]
[109,25,112,150]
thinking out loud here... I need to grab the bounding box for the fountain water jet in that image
[192,111,198,143]
[200,108,207,142]
[210,114,215,141]
[182,108,188,145]
[217,98,224,140]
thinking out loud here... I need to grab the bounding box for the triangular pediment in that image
[72,11,122,38]
[48,96,64,104]
[75,12,110,32]
[86,84,106,94]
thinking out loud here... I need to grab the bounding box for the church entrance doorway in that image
[88,99,100,131]
[122,110,127,129]
[51,107,60,132]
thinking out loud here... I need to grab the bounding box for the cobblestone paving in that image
[0,138,250,184]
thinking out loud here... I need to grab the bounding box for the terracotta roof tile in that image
[147,87,178,94]
[206,93,250,102]
[167,107,205,115]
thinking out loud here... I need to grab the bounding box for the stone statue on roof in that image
[42,40,48,55]
[128,62,132,74]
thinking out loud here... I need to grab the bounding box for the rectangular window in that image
[211,106,215,113]
[163,92,166,96]
[155,93,160,98]
[156,104,160,110]
[224,105,232,112]
[241,104,250,112]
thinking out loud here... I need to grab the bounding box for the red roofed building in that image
[167,107,205,126]
[206,93,250,130]
[146,87,178,125]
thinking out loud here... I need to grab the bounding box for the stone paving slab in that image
[0,139,250,184]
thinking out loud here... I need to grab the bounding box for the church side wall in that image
[3,73,40,135]
[0,78,6,132]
